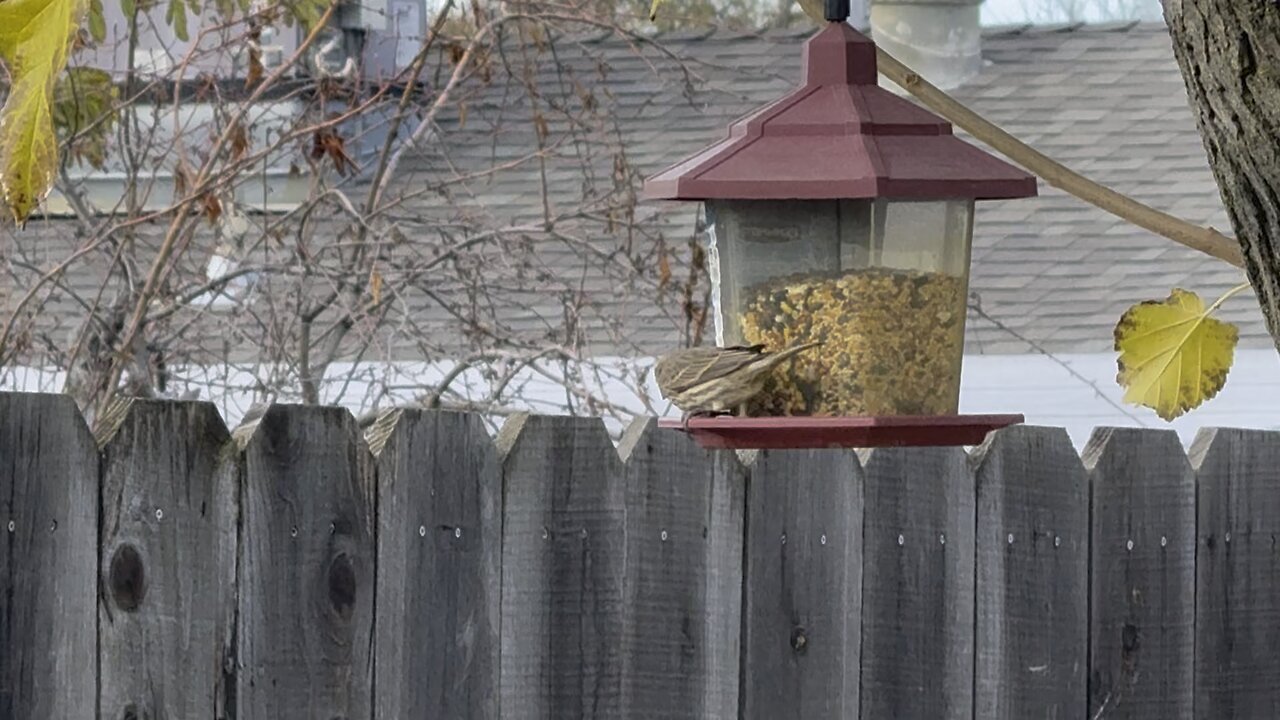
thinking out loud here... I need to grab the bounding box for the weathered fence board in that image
[618,420,745,719]
[697,442,747,719]
[12,390,1280,720]
[0,393,97,719]
[233,404,376,719]
[96,399,231,719]
[740,448,863,719]
[859,446,975,720]
[498,415,628,718]
[1192,428,1280,719]
[1084,428,1195,719]
[974,426,1088,720]
[369,408,502,719]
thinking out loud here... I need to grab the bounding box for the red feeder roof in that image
[643,23,1037,201]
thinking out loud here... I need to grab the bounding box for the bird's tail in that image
[762,340,823,368]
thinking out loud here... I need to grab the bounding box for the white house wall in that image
[3,349,1277,448]
[960,349,1280,447]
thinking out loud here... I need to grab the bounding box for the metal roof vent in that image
[870,0,983,90]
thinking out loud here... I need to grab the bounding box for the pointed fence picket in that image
[0,391,1275,719]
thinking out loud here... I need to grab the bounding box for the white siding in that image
[4,348,1276,448]
[959,349,1280,448]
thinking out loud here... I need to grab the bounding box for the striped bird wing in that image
[665,345,765,391]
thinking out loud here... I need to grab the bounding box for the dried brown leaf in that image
[201,193,223,224]
[173,159,193,198]
[311,127,354,176]
[446,42,465,65]
[229,122,250,162]
[245,45,264,87]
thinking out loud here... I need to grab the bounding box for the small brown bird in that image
[654,341,822,427]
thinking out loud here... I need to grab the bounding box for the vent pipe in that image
[869,0,983,90]
[847,0,871,29]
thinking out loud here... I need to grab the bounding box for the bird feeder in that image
[644,1,1037,448]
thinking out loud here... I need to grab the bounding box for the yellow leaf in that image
[1113,286,1244,421]
[0,0,91,224]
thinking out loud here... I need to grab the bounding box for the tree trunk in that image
[1163,0,1280,351]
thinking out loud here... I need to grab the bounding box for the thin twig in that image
[968,295,1148,425]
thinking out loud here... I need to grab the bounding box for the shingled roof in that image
[402,19,1266,356]
[3,20,1266,369]
[954,22,1261,353]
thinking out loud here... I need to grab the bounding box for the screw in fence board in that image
[740,448,863,719]
[1191,428,1280,718]
[618,419,746,719]
[497,414,627,718]
[96,399,232,720]
[0,393,97,719]
[367,409,501,719]
[231,404,375,719]
[972,425,1087,720]
[1083,428,1194,719]
[859,446,974,720]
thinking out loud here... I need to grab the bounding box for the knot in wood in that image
[328,553,357,619]
[109,544,146,612]
[790,626,808,654]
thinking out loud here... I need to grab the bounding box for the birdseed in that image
[738,267,966,416]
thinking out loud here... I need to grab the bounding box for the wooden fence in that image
[0,391,1276,719]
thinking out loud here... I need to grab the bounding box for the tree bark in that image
[1163,0,1280,351]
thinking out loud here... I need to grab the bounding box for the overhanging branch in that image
[875,46,1245,269]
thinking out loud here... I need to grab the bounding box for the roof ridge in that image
[546,23,803,48]
[981,19,1161,37]
[548,19,1166,47]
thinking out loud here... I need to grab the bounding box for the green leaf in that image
[88,0,106,42]
[52,66,118,169]
[166,0,188,41]
[120,0,136,17]
[282,0,329,28]
[0,0,92,223]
